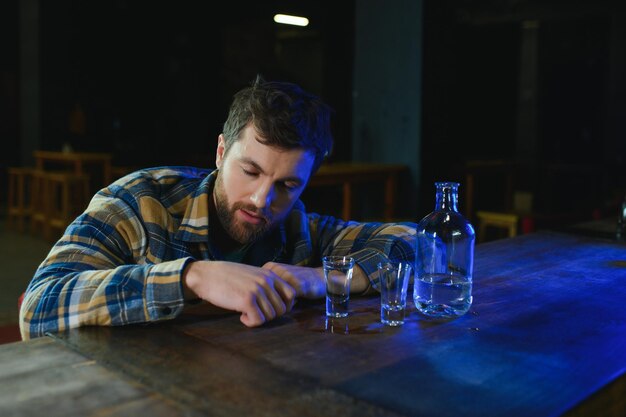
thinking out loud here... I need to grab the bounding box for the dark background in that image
[421,0,625,222]
[1,0,625,227]
[16,1,355,167]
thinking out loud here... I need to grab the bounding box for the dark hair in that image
[222,75,334,173]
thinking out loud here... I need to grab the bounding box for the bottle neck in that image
[435,183,459,212]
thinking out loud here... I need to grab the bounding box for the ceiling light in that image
[273,14,309,27]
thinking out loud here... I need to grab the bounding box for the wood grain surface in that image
[2,231,625,416]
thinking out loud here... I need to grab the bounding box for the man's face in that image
[213,123,315,244]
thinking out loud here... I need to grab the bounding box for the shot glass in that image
[323,256,355,318]
[378,261,412,326]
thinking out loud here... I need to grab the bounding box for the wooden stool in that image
[476,211,519,243]
[43,172,91,241]
[6,167,35,233]
[29,169,49,237]
[29,170,90,241]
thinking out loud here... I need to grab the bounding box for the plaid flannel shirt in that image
[19,166,415,339]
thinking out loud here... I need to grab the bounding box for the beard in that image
[213,173,274,245]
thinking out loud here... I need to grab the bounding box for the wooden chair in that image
[464,159,535,242]
[43,171,91,241]
[6,167,36,233]
[476,211,519,242]
[29,170,90,241]
[29,169,49,237]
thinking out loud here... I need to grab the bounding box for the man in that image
[19,76,415,339]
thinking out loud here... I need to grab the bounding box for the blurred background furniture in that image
[42,171,90,241]
[28,169,46,237]
[308,162,409,222]
[33,150,112,193]
[463,159,537,242]
[475,211,519,241]
[27,169,90,241]
[464,159,515,224]
[6,167,35,233]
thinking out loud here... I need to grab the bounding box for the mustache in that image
[232,202,270,223]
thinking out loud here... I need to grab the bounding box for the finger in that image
[263,263,302,298]
[273,278,297,311]
[253,271,291,317]
[262,261,278,271]
[239,280,281,321]
[257,283,286,318]
[240,302,265,327]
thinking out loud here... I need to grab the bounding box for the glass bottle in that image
[413,182,475,319]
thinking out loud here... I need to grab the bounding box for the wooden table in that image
[561,216,620,241]
[33,150,113,188]
[2,231,626,416]
[309,162,408,221]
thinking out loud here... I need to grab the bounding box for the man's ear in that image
[216,134,226,168]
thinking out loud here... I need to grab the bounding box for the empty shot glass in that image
[323,256,355,318]
[378,261,412,326]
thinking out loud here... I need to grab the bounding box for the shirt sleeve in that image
[307,214,416,293]
[19,191,193,340]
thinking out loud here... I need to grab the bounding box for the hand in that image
[183,261,296,327]
[263,261,371,296]
[262,262,326,299]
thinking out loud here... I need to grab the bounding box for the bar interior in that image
[0,1,625,416]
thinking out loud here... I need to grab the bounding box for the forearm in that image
[313,218,416,293]
[19,256,191,340]
[21,259,197,341]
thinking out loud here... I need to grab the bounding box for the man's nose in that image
[250,182,274,209]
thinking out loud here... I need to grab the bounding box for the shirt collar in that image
[174,170,216,243]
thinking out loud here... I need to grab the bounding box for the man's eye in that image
[242,169,258,177]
